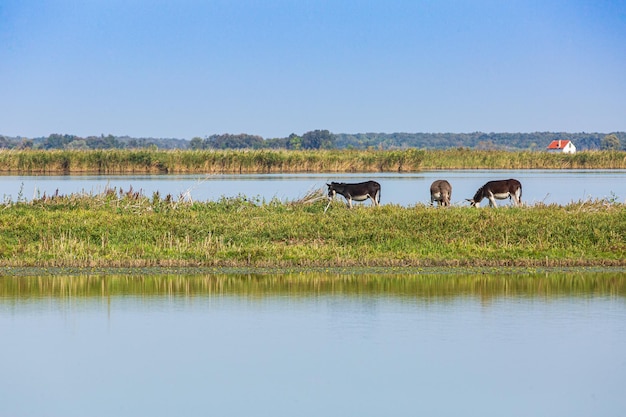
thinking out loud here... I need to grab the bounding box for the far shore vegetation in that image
[2,131,625,151]
[0,188,624,269]
[1,148,626,174]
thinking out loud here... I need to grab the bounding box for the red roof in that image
[547,140,571,149]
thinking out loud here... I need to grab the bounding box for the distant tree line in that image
[189,130,336,150]
[0,134,187,150]
[333,132,626,151]
[1,130,624,151]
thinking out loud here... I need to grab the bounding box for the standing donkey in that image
[430,180,452,207]
[467,179,522,208]
[326,181,381,209]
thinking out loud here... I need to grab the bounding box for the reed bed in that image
[0,189,624,269]
[1,149,625,174]
[420,148,626,169]
[0,149,426,174]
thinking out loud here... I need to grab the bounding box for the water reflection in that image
[1,272,625,300]
[1,273,625,417]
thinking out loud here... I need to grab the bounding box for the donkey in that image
[430,180,452,207]
[327,181,381,209]
[467,179,522,208]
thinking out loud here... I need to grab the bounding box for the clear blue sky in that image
[1,0,625,139]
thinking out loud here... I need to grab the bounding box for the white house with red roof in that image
[547,139,576,154]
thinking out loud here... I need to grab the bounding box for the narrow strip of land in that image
[1,192,624,269]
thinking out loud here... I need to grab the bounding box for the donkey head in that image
[466,185,485,208]
[327,182,338,199]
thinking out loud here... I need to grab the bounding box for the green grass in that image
[0,189,624,268]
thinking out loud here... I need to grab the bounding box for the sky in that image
[1,0,625,139]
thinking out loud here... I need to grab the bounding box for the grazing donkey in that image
[326,181,381,209]
[430,180,452,207]
[467,179,522,208]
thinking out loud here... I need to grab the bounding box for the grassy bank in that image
[1,190,624,268]
[1,148,625,174]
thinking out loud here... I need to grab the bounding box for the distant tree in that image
[41,134,76,149]
[601,134,621,150]
[86,134,121,149]
[287,133,302,150]
[190,137,204,150]
[124,138,146,148]
[18,139,34,149]
[264,136,289,149]
[66,139,89,150]
[301,130,335,149]
[204,134,264,149]
[476,140,497,150]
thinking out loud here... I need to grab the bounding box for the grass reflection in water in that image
[1,272,625,300]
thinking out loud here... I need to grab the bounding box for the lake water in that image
[2,169,625,206]
[1,273,625,417]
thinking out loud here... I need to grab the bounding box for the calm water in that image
[1,273,625,417]
[2,169,626,206]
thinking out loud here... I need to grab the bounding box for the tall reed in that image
[420,149,626,169]
[2,148,623,174]
[0,149,427,174]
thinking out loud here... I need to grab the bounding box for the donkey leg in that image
[372,191,380,207]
